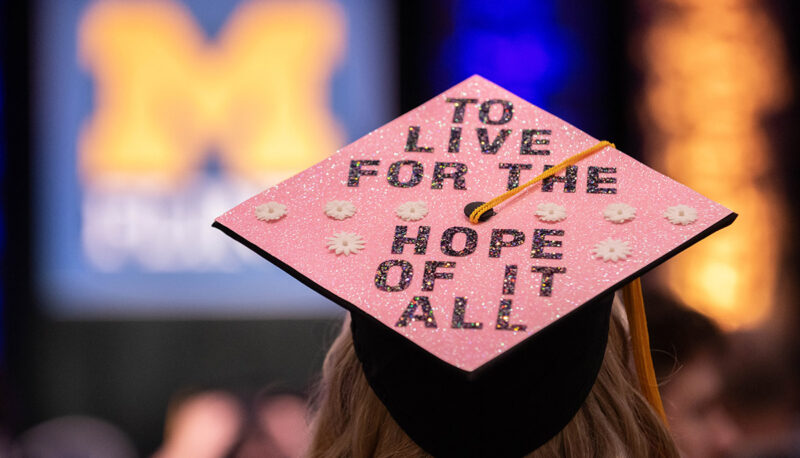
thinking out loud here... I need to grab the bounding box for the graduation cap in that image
[213,75,736,457]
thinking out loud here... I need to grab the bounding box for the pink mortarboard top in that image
[213,75,735,457]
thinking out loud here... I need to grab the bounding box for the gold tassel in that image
[621,278,669,426]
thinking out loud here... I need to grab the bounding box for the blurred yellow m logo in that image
[78,0,345,188]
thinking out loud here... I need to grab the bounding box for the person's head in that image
[722,331,800,456]
[235,390,311,458]
[647,292,740,458]
[156,389,244,458]
[307,297,678,458]
[212,71,736,458]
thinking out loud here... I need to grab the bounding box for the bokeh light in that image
[639,0,790,329]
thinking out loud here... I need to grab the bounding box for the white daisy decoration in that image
[254,201,287,222]
[535,202,567,222]
[324,200,357,220]
[396,201,429,221]
[663,204,698,225]
[326,232,366,256]
[603,203,636,224]
[592,238,632,262]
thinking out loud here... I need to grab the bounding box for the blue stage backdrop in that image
[34,0,394,317]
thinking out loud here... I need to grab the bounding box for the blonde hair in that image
[307,303,679,458]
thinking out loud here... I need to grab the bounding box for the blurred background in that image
[1,0,798,456]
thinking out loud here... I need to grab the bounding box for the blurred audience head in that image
[234,389,310,458]
[153,386,310,458]
[647,291,740,458]
[15,415,137,458]
[722,330,800,457]
[155,389,244,458]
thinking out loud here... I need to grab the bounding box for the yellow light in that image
[77,0,346,189]
[639,0,789,329]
